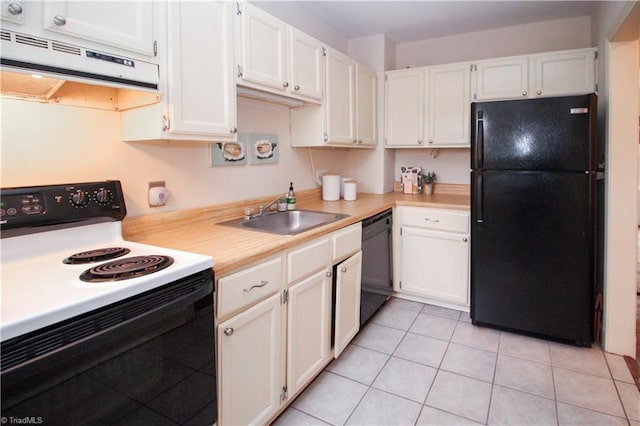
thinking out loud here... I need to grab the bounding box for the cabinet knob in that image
[53,15,67,26]
[358,139,363,144]
[325,271,332,277]
[428,140,433,144]
[418,139,423,145]
[7,3,22,15]
[522,91,528,96]
[282,81,289,88]
[294,84,300,91]
[229,127,237,134]
[224,327,234,336]
[340,266,347,273]
[463,237,468,242]
[536,90,542,95]
[352,139,358,144]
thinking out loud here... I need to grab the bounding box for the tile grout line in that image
[604,352,633,423]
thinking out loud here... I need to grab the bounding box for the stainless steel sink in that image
[218,210,349,235]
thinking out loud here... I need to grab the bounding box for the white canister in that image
[322,173,341,201]
[343,179,357,201]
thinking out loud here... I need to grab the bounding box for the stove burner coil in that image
[63,247,131,264]
[79,255,174,282]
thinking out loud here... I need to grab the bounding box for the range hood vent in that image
[0,29,161,111]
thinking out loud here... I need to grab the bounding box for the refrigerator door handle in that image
[473,111,484,169]
[475,173,483,223]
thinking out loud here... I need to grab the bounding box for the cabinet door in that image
[287,270,331,397]
[384,69,424,147]
[238,3,288,92]
[357,64,377,146]
[218,293,284,426]
[42,1,155,56]
[289,27,323,101]
[426,63,471,147]
[166,2,236,139]
[325,48,356,145]
[334,251,362,357]
[1,0,24,25]
[474,57,529,101]
[531,49,596,98]
[400,227,469,306]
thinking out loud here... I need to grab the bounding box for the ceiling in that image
[258,1,600,43]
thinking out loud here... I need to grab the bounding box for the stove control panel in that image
[0,181,126,237]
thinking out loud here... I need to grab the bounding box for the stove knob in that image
[95,188,112,205]
[70,190,89,207]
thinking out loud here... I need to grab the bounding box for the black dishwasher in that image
[360,209,393,325]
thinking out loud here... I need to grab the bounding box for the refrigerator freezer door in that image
[470,170,595,345]
[471,94,597,172]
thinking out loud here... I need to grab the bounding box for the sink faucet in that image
[246,196,282,219]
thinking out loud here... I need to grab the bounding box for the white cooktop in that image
[1,222,213,341]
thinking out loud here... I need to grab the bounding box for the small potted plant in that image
[421,171,437,195]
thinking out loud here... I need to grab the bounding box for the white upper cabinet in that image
[472,48,597,101]
[236,3,323,103]
[1,0,25,25]
[356,64,377,146]
[289,27,324,101]
[531,48,597,98]
[42,1,155,56]
[426,63,471,147]
[121,1,237,143]
[290,49,376,148]
[473,56,529,101]
[384,68,425,147]
[385,64,470,148]
[237,3,287,92]
[325,48,356,145]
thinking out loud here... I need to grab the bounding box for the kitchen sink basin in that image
[218,210,350,235]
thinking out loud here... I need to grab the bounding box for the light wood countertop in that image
[123,188,469,277]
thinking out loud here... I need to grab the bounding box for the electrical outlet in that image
[315,169,327,183]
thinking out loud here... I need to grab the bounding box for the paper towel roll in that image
[343,179,357,201]
[322,173,341,201]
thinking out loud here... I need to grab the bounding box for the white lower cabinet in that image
[287,269,331,397]
[217,292,284,426]
[217,222,362,425]
[396,207,470,308]
[334,250,362,357]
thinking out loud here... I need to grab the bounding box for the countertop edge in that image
[124,191,469,277]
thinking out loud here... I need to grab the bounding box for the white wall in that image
[591,0,639,357]
[0,97,342,217]
[396,16,592,68]
[251,1,349,53]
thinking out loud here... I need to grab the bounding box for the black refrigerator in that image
[470,94,602,347]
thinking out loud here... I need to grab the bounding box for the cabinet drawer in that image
[217,257,282,318]
[401,207,469,233]
[331,222,362,262]
[287,237,330,283]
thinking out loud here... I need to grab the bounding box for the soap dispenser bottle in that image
[286,182,296,211]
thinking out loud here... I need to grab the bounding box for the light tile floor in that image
[273,297,640,426]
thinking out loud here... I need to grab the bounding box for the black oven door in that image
[1,269,217,425]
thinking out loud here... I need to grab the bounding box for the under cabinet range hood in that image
[0,29,161,110]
